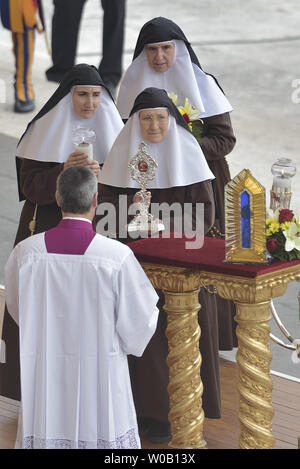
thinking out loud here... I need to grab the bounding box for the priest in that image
[4,166,159,449]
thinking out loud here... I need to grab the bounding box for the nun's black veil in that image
[133,17,224,93]
[129,87,191,133]
[133,17,200,67]
[16,64,112,201]
[18,64,111,144]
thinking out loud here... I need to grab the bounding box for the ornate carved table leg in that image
[139,262,300,450]
[235,301,275,449]
[164,288,206,449]
[139,265,205,449]
[199,267,300,449]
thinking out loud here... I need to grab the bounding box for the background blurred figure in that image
[46,0,126,98]
[0,0,46,112]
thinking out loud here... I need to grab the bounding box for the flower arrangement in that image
[168,93,203,142]
[266,207,300,261]
[169,93,199,129]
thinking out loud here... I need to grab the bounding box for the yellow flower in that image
[280,221,292,231]
[168,93,199,127]
[268,222,280,234]
[177,106,193,130]
[266,218,274,226]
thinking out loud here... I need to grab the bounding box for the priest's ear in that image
[55,190,61,207]
[92,192,98,209]
[55,191,60,207]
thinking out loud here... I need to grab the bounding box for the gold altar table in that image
[130,236,300,450]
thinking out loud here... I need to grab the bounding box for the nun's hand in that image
[86,159,101,178]
[64,152,100,177]
[64,151,88,169]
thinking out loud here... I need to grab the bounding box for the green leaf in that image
[191,120,204,145]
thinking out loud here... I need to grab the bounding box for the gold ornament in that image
[225,169,267,264]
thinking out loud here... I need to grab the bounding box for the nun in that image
[98,87,221,443]
[0,64,123,401]
[117,17,237,351]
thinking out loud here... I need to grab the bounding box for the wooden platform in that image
[0,288,299,449]
[141,358,300,450]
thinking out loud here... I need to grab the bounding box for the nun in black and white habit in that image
[0,64,123,401]
[15,63,123,243]
[117,17,237,351]
[98,87,221,441]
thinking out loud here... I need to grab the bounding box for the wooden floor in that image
[1,288,299,450]
[142,359,300,450]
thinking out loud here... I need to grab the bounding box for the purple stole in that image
[45,219,96,254]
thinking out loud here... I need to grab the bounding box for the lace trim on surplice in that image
[22,428,140,449]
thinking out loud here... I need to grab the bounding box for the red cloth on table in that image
[129,234,300,278]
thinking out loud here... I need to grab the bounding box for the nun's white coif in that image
[16,87,123,165]
[117,39,232,120]
[101,89,214,189]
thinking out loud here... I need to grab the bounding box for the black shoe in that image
[147,420,171,444]
[14,98,35,113]
[45,67,68,83]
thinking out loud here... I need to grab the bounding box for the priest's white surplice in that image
[5,233,159,449]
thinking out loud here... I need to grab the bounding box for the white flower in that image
[182,98,199,120]
[283,221,300,252]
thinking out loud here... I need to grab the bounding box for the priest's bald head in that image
[56,166,98,220]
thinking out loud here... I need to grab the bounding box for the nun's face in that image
[145,42,175,73]
[139,109,169,143]
[72,86,101,119]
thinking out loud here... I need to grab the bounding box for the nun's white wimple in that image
[100,112,214,189]
[117,39,232,119]
[16,87,123,165]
